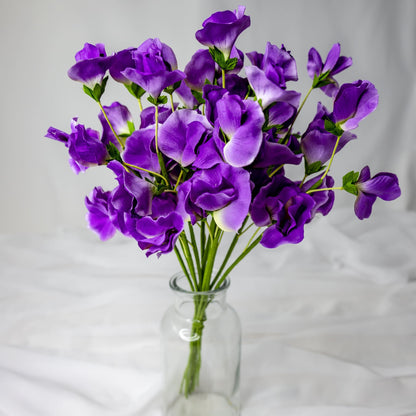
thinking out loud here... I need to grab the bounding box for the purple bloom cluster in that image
[46,6,401,260]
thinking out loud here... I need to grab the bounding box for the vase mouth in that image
[169,272,230,295]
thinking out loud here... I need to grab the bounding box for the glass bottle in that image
[161,273,241,416]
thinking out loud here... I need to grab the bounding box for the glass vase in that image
[160,273,241,416]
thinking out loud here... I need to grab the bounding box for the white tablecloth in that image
[1,209,416,416]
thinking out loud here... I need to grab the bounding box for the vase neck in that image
[169,273,229,317]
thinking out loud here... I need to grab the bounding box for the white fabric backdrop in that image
[1,1,416,415]
[1,209,416,415]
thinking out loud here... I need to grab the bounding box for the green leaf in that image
[305,160,325,176]
[324,118,344,136]
[127,120,135,135]
[342,170,360,195]
[106,142,122,163]
[191,89,205,105]
[209,47,226,69]
[312,70,332,89]
[147,95,168,106]
[125,83,145,99]
[83,85,98,101]
[164,80,182,95]
[224,58,238,71]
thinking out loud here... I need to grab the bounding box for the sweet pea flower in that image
[215,93,264,167]
[307,43,352,97]
[122,127,161,176]
[175,81,199,109]
[301,175,335,219]
[107,160,152,219]
[253,132,302,168]
[352,166,401,220]
[245,65,301,109]
[184,163,251,232]
[158,109,221,168]
[301,103,356,165]
[45,119,108,174]
[247,42,298,88]
[333,80,379,131]
[67,43,114,89]
[122,38,185,99]
[203,85,227,124]
[109,48,136,84]
[127,212,184,257]
[195,6,250,60]
[250,174,315,248]
[184,49,216,90]
[126,193,184,257]
[98,102,133,150]
[85,187,117,241]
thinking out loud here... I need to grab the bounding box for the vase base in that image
[167,392,239,416]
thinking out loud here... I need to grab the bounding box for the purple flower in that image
[203,85,227,124]
[184,163,251,232]
[214,93,264,167]
[184,49,216,90]
[175,81,199,109]
[127,212,184,257]
[245,65,301,109]
[67,43,114,89]
[158,109,220,168]
[99,102,133,150]
[121,38,185,99]
[247,42,298,88]
[223,74,249,99]
[352,166,401,220]
[301,175,335,219]
[253,132,302,168]
[109,48,136,84]
[107,160,152,219]
[122,127,160,176]
[45,119,108,174]
[126,192,184,257]
[195,6,250,59]
[267,101,297,128]
[85,187,117,241]
[250,174,315,248]
[333,80,378,131]
[301,103,356,165]
[307,43,352,97]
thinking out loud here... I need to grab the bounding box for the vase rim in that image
[169,272,230,295]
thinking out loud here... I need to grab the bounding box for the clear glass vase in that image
[161,273,241,416]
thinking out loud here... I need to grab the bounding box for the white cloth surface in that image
[1,208,416,416]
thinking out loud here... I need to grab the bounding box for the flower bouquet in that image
[45,5,401,414]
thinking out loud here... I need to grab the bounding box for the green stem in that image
[214,234,263,290]
[188,223,202,283]
[269,164,284,178]
[174,246,195,291]
[283,86,314,144]
[201,221,221,291]
[307,186,344,194]
[98,101,125,150]
[211,216,249,289]
[222,69,226,88]
[137,98,143,112]
[179,233,198,290]
[320,135,341,182]
[169,93,175,112]
[123,162,169,186]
